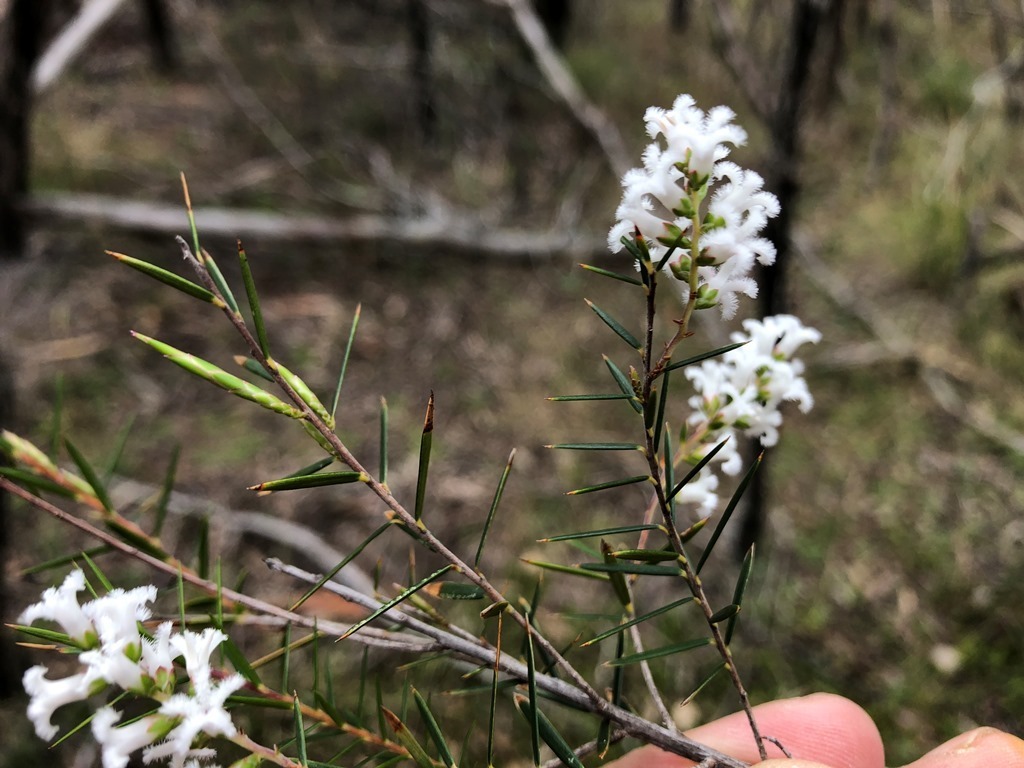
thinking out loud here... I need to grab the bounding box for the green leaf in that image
[663,341,749,374]
[415,392,434,523]
[726,545,755,645]
[581,596,696,647]
[331,303,362,419]
[667,438,730,503]
[293,696,310,767]
[102,417,135,483]
[80,551,113,592]
[107,250,223,306]
[708,604,740,624]
[284,457,335,479]
[0,466,76,498]
[520,559,609,581]
[603,356,642,413]
[272,359,334,427]
[480,601,509,620]
[586,299,642,350]
[546,442,644,452]
[486,611,504,768]
[514,696,585,768]
[413,689,455,768]
[539,523,662,543]
[236,355,275,382]
[236,240,270,358]
[338,565,454,640]
[607,637,712,666]
[546,393,637,402]
[131,332,304,418]
[9,623,87,647]
[653,369,671,451]
[579,263,643,286]
[566,475,650,496]
[696,451,763,574]
[580,562,681,577]
[20,546,109,576]
[524,619,540,766]
[598,627,626,757]
[681,662,726,706]
[424,582,485,600]
[381,708,434,768]
[608,548,678,563]
[153,445,180,536]
[474,448,516,569]
[601,540,631,609]
[63,438,114,513]
[249,470,368,493]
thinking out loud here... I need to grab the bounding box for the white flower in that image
[146,673,245,768]
[18,569,95,645]
[609,95,779,319]
[93,707,169,768]
[672,467,720,519]
[23,665,100,740]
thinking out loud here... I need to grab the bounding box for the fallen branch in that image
[24,192,608,259]
[492,0,632,177]
[32,0,130,94]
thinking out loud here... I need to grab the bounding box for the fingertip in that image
[903,726,1024,768]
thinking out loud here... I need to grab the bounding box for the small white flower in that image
[18,569,94,644]
[23,665,99,740]
[672,467,720,519]
[146,673,245,768]
[93,707,169,768]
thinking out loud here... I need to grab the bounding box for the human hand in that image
[608,693,1024,768]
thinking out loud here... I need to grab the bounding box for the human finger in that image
[900,726,1024,768]
[608,693,883,768]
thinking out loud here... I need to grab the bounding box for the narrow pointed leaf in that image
[521,560,609,581]
[291,521,394,611]
[603,356,642,413]
[681,662,726,706]
[586,299,641,350]
[280,623,292,690]
[608,548,678,563]
[708,604,740,624]
[474,448,515,568]
[381,708,434,768]
[696,451,763,574]
[539,523,662,543]
[579,263,643,286]
[598,627,626,757]
[546,442,643,452]
[249,470,367,493]
[272,360,333,427]
[487,612,504,768]
[582,596,696,647]
[480,600,509,619]
[285,457,335,479]
[566,475,650,496]
[607,637,712,666]
[338,565,454,640]
[314,690,345,728]
[237,240,270,357]
[236,355,275,382]
[412,689,455,768]
[653,369,671,450]
[667,439,729,503]
[153,445,180,536]
[196,517,209,579]
[103,418,135,483]
[524,620,541,766]
[81,551,113,592]
[107,251,223,306]
[415,392,434,523]
[331,303,361,418]
[546,393,636,402]
[663,341,749,374]
[0,466,76,498]
[601,540,631,609]
[131,332,304,418]
[726,544,755,645]
[423,582,485,600]
[514,696,585,768]
[63,438,113,513]
[580,562,681,577]
[21,546,109,576]
[293,696,309,767]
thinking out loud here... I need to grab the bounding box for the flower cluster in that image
[19,570,244,768]
[680,315,821,514]
[608,94,780,319]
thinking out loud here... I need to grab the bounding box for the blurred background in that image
[1,1,1024,765]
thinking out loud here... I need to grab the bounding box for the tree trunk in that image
[0,0,50,260]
